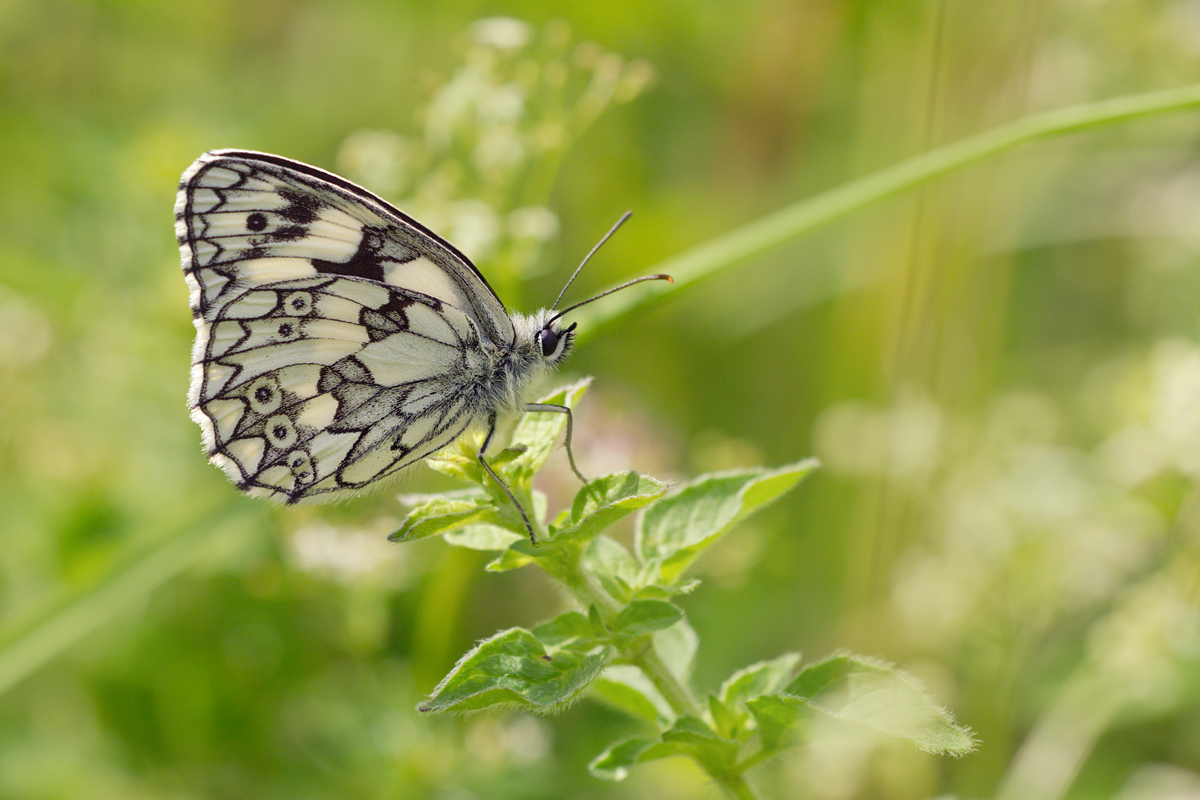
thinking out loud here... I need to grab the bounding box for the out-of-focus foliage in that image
[3,2,1200,799]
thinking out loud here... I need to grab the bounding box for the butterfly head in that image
[536,319,578,364]
[510,311,577,377]
[518,212,671,372]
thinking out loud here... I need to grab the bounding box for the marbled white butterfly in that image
[175,150,669,539]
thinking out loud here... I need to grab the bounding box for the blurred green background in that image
[4,1,1200,798]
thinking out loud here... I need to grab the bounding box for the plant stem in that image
[993,669,1120,800]
[576,82,1200,337]
[733,749,775,775]
[556,542,762,795]
[630,645,760,800]
[635,645,705,721]
[722,774,760,800]
[0,507,265,698]
[557,556,707,719]
[578,564,622,616]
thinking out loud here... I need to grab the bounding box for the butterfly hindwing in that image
[176,150,509,501]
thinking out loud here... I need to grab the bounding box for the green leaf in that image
[772,653,977,756]
[424,439,484,482]
[554,472,669,546]
[636,459,818,585]
[646,715,739,776]
[744,694,807,753]
[581,535,640,603]
[389,497,492,542]
[708,653,802,741]
[651,618,698,684]
[463,494,548,569]
[395,488,481,505]
[708,694,743,740]
[660,714,727,746]
[587,603,606,637]
[589,737,656,781]
[422,380,587,490]
[612,599,684,637]
[632,580,700,599]
[485,444,526,468]
[419,628,615,715]
[720,653,802,712]
[530,611,594,647]
[509,379,591,477]
[484,547,538,572]
[589,717,739,782]
[443,522,523,551]
[592,665,670,723]
[499,473,666,582]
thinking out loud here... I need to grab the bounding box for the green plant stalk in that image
[556,555,706,718]
[724,774,760,800]
[993,668,1123,800]
[576,82,1200,338]
[635,645,706,721]
[0,507,264,697]
[733,747,777,775]
[553,542,747,792]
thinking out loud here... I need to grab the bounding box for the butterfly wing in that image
[175,150,511,501]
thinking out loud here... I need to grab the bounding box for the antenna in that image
[547,274,673,326]
[547,212,672,324]
[552,211,633,311]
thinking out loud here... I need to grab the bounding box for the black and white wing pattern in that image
[175,149,515,502]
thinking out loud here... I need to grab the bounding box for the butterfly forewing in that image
[176,150,511,502]
[178,150,512,340]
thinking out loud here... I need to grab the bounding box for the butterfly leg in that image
[523,402,587,484]
[477,412,537,545]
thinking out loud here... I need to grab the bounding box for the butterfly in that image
[175,149,670,540]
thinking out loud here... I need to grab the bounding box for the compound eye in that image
[537,328,559,357]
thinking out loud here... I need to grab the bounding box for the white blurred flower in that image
[336,130,412,198]
[1027,35,1095,109]
[463,715,551,767]
[288,520,406,585]
[468,17,533,50]
[1098,424,1170,488]
[1127,168,1200,246]
[1098,339,1200,485]
[477,82,525,124]
[1165,0,1200,55]
[473,126,525,174]
[882,387,1167,644]
[507,206,558,241]
[1149,339,1200,475]
[426,70,490,148]
[813,391,941,481]
[447,200,500,261]
[339,18,653,288]
[0,286,52,368]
